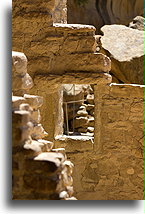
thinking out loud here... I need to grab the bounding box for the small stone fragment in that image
[86,94,94,104]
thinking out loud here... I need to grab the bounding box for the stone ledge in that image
[33,72,112,88]
[53,23,96,32]
[54,135,94,153]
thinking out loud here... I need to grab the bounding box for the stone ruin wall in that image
[12,51,76,200]
[55,83,144,200]
[63,84,95,136]
[12,0,144,200]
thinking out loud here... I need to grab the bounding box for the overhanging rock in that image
[101,24,144,84]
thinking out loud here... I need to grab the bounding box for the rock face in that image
[67,0,143,33]
[129,16,144,31]
[101,25,144,84]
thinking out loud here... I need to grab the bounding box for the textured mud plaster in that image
[55,83,144,200]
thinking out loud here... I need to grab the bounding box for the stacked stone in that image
[12,51,76,200]
[63,84,95,137]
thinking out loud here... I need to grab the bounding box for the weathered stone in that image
[30,109,41,123]
[55,135,94,152]
[87,127,94,133]
[34,152,65,167]
[24,141,42,154]
[24,94,43,109]
[66,186,74,197]
[19,103,32,112]
[77,127,88,133]
[31,124,48,140]
[53,0,67,24]
[12,73,33,91]
[12,0,55,37]
[12,111,31,145]
[88,116,95,127]
[12,96,26,110]
[129,16,144,31]
[76,109,88,117]
[37,139,54,151]
[101,25,144,84]
[86,104,94,112]
[51,148,66,156]
[89,109,94,116]
[72,116,89,128]
[59,191,69,199]
[63,84,84,103]
[86,94,94,105]
[12,51,28,74]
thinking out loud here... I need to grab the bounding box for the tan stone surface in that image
[101,25,144,84]
[129,16,144,31]
[12,50,76,200]
[53,0,67,23]
[55,135,94,152]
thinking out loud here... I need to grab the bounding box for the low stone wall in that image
[55,83,144,200]
[12,51,76,200]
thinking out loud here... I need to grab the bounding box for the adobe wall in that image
[12,0,111,141]
[55,83,144,200]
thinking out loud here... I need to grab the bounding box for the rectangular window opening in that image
[63,84,94,137]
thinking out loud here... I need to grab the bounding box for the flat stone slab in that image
[55,135,94,152]
[101,25,144,84]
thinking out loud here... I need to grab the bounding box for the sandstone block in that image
[24,139,54,153]
[87,127,94,133]
[72,117,89,128]
[12,96,26,110]
[78,128,88,133]
[37,139,54,151]
[55,135,94,152]
[24,94,43,109]
[34,152,65,167]
[51,148,66,157]
[23,173,58,192]
[59,191,69,199]
[31,124,48,140]
[86,104,94,112]
[66,186,74,197]
[12,51,27,75]
[76,109,88,117]
[12,73,33,92]
[89,108,94,116]
[129,16,144,31]
[101,25,144,84]
[88,116,95,127]
[12,111,31,145]
[30,109,41,123]
[86,94,94,105]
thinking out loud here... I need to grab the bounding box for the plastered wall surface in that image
[55,83,144,200]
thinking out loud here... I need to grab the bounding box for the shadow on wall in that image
[67,0,144,33]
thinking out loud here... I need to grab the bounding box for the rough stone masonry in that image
[12,0,144,200]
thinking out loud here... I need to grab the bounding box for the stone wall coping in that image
[55,135,94,142]
[111,83,145,88]
[53,23,96,31]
